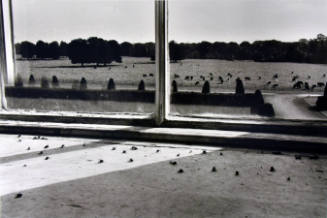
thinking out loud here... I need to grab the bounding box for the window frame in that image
[0,0,326,137]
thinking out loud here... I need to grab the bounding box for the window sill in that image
[0,119,326,153]
[0,109,155,126]
[0,109,327,137]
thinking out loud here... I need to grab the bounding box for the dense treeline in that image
[68,38,122,66]
[169,34,327,64]
[15,34,327,65]
[16,41,63,60]
[15,37,155,66]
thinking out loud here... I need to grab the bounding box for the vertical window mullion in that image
[0,1,8,109]
[155,0,170,125]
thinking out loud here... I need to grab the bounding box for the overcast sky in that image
[12,0,327,44]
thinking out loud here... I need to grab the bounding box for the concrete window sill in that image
[0,119,326,153]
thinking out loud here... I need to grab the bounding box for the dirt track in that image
[265,94,327,120]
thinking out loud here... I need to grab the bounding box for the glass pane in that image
[7,0,155,115]
[168,0,327,120]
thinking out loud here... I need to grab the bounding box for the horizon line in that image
[15,35,325,45]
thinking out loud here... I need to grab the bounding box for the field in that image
[7,57,327,120]
[14,57,327,92]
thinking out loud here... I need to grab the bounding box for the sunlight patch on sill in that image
[140,128,248,138]
[0,109,153,119]
[0,120,135,131]
[167,114,268,125]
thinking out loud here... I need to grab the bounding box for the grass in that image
[7,56,327,119]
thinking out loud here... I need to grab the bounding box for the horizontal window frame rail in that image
[0,120,327,154]
[0,111,156,126]
[0,111,326,137]
[163,116,327,137]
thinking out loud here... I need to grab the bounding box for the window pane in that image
[7,0,155,115]
[168,0,327,120]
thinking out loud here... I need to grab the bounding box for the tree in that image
[48,41,60,59]
[35,40,49,59]
[67,39,90,66]
[239,41,252,60]
[133,43,147,57]
[120,42,133,56]
[196,41,211,59]
[88,37,107,65]
[15,43,21,55]
[145,42,155,59]
[226,42,240,60]
[169,41,184,62]
[107,40,121,63]
[19,41,35,59]
[59,41,69,57]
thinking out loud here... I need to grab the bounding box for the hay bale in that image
[28,74,35,85]
[254,90,264,105]
[138,80,145,91]
[235,77,244,95]
[252,103,275,117]
[40,77,49,88]
[202,81,210,94]
[14,74,23,87]
[172,80,178,93]
[51,76,59,88]
[80,77,87,90]
[107,78,115,90]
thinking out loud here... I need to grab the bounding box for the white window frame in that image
[0,0,326,137]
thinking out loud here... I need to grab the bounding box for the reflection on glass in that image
[169,0,327,120]
[8,0,155,114]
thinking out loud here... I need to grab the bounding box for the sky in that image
[11,0,327,44]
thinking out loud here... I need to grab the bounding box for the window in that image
[2,0,156,116]
[168,0,327,122]
[0,0,326,135]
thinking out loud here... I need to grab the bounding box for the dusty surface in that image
[1,134,327,218]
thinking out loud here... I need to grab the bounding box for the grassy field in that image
[14,57,327,93]
[14,57,156,90]
[8,57,327,120]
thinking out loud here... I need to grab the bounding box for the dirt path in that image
[265,94,327,120]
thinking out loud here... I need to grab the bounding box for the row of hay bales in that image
[13,74,275,116]
[14,74,146,91]
[16,74,247,96]
[172,78,274,116]
[171,77,246,95]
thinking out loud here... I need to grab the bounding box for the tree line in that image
[169,34,327,64]
[15,33,327,65]
[15,37,155,66]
